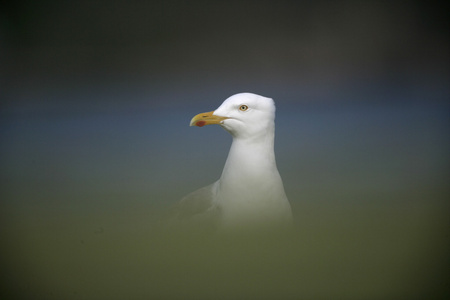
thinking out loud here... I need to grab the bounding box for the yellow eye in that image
[239,105,248,111]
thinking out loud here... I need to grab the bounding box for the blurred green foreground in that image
[1,191,448,300]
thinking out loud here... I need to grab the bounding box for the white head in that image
[190,93,276,140]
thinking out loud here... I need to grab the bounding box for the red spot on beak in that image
[196,121,206,127]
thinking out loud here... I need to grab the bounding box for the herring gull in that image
[171,93,292,230]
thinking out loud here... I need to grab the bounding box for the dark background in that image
[1,1,449,299]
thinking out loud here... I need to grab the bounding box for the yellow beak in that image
[190,111,228,127]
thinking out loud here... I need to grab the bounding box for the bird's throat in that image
[220,136,277,186]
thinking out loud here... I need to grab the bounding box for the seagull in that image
[170,93,292,231]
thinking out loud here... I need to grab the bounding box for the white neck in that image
[216,125,291,228]
[220,131,277,184]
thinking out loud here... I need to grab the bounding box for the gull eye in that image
[239,105,248,111]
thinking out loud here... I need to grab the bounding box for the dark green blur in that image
[2,196,448,299]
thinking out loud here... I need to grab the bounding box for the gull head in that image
[190,93,276,139]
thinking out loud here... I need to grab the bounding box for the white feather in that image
[171,93,292,231]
